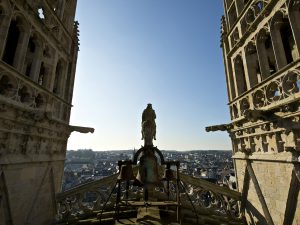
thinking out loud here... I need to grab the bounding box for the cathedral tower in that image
[220,0,300,224]
[0,0,81,224]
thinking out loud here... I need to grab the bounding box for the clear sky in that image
[67,0,232,151]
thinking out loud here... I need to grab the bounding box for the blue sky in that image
[67,0,232,151]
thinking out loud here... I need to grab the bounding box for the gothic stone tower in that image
[0,0,79,224]
[221,0,300,224]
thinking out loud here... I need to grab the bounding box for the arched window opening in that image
[53,61,62,94]
[64,62,72,100]
[234,56,247,95]
[265,35,277,74]
[245,43,260,87]
[38,62,46,86]
[271,12,298,69]
[280,19,297,64]
[288,1,300,55]
[24,35,40,79]
[257,29,277,79]
[28,37,36,53]
[2,20,20,65]
[0,6,5,23]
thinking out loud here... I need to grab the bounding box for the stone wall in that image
[234,155,299,225]
[221,0,300,224]
[0,0,79,224]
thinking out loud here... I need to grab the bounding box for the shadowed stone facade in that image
[0,0,89,224]
[220,0,300,224]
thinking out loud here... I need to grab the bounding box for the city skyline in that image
[67,1,231,151]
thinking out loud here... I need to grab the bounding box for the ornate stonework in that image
[218,0,300,224]
[0,1,93,224]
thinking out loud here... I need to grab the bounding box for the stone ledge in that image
[232,152,300,162]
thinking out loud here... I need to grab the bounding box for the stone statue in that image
[141,104,156,146]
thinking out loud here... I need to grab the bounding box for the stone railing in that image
[230,62,300,121]
[179,173,242,219]
[0,61,70,122]
[56,174,117,222]
[56,167,142,222]
[56,168,243,224]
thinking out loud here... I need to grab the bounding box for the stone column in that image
[241,51,252,91]
[0,11,12,59]
[59,62,68,98]
[244,44,259,88]
[231,57,242,97]
[49,54,59,92]
[256,34,271,80]
[30,44,43,82]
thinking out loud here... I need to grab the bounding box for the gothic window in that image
[64,62,72,100]
[270,12,298,69]
[280,19,297,64]
[256,28,277,79]
[38,62,46,86]
[53,60,63,94]
[24,34,41,79]
[265,35,276,74]
[28,37,36,53]
[245,42,259,87]
[288,0,300,58]
[234,55,247,95]
[227,60,237,101]
[0,5,5,24]
[2,20,20,65]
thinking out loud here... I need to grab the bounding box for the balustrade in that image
[56,169,243,224]
[230,63,300,120]
[0,61,71,122]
